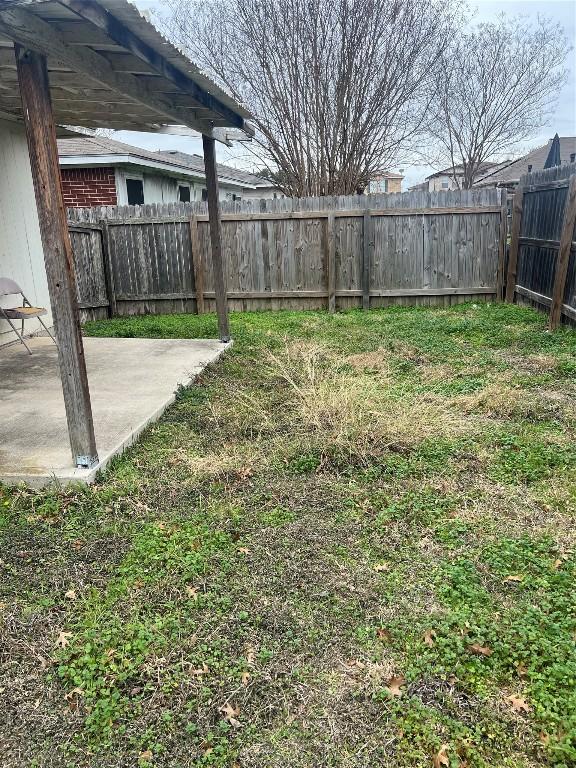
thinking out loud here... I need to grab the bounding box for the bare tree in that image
[430,15,570,189]
[160,0,461,197]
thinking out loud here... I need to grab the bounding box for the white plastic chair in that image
[0,277,57,354]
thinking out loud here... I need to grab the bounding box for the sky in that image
[117,0,576,189]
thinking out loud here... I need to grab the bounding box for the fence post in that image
[362,211,372,310]
[495,189,508,301]
[549,173,576,330]
[189,214,205,315]
[100,220,117,317]
[505,184,525,302]
[325,212,336,313]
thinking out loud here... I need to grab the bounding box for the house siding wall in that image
[61,167,118,207]
[0,118,53,343]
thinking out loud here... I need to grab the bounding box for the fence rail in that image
[68,188,506,320]
[506,163,576,327]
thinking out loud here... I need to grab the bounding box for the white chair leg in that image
[2,315,32,354]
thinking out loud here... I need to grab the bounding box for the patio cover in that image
[0,0,253,136]
[0,0,241,470]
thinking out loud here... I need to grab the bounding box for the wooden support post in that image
[16,47,98,468]
[505,184,525,302]
[202,134,230,341]
[495,189,508,301]
[549,174,576,330]
[362,212,372,310]
[325,212,336,313]
[189,214,205,314]
[100,220,117,318]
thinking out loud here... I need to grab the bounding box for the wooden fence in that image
[68,188,507,320]
[506,164,576,327]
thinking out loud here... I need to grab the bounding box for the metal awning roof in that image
[0,0,253,137]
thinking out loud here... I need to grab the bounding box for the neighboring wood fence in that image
[68,188,507,320]
[506,164,576,327]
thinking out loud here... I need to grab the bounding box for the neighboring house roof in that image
[157,150,278,189]
[57,136,274,190]
[425,162,500,181]
[474,137,576,187]
[371,171,404,179]
[0,0,252,136]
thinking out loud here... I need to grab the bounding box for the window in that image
[232,194,242,202]
[126,177,144,205]
[441,179,449,189]
[178,184,191,203]
[201,188,208,202]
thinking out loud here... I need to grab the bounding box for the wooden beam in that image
[515,285,576,322]
[0,6,217,133]
[100,220,117,317]
[505,184,525,302]
[495,189,508,301]
[325,212,336,313]
[114,287,497,301]
[189,214,205,315]
[202,134,230,342]
[99,206,503,227]
[58,0,249,131]
[362,212,372,310]
[16,46,98,468]
[549,174,576,330]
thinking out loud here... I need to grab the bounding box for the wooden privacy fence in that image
[68,188,507,320]
[506,163,576,327]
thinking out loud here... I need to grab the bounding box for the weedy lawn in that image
[1,303,575,768]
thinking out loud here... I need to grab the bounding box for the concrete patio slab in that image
[0,336,229,487]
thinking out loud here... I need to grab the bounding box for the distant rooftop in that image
[474,137,576,187]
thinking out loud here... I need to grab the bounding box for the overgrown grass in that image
[1,302,575,767]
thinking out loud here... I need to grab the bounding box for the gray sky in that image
[119,0,576,188]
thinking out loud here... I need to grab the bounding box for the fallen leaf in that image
[139,750,153,761]
[64,589,77,601]
[246,646,256,666]
[376,627,392,642]
[423,629,437,647]
[185,585,199,599]
[553,558,565,570]
[506,694,530,713]
[433,743,450,768]
[219,702,241,727]
[55,631,73,649]
[373,562,390,572]
[384,675,406,697]
[237,467,253,479]
[71,540,84,551]
[468,643,493,657]
[346,659,366,670]
[516,662,528,678]
[64,687,84,701]
[241,671,251,686]
[539,732,550,746]
[503,574,524,583]
[237,547,250,555]
[192,663,209,676]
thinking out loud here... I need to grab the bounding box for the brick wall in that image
[61,167,118,208]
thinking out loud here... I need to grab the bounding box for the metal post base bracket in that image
[76,454,99,470]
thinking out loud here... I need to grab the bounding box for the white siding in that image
[0,118,52,344]
[116,168,251,205]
